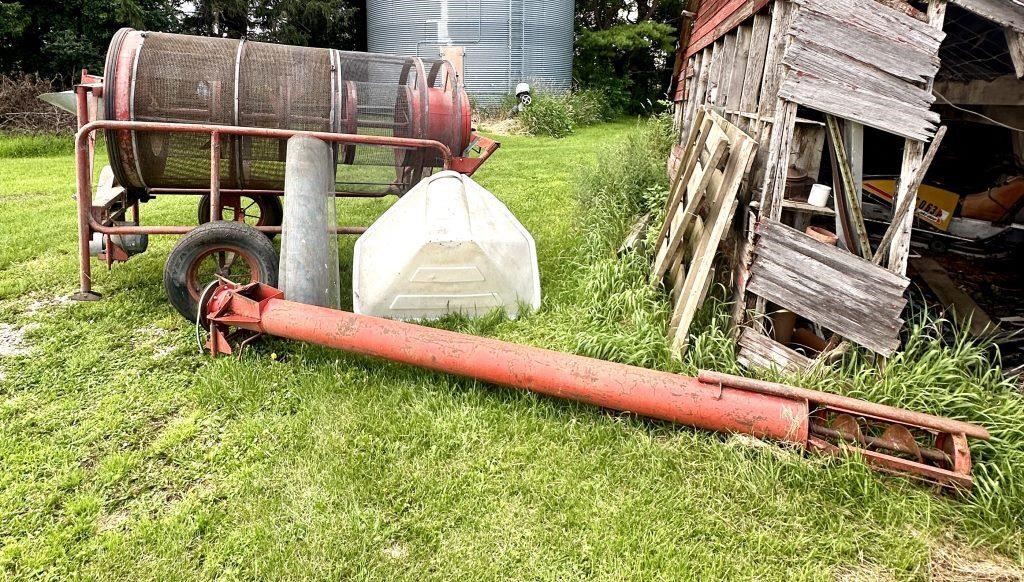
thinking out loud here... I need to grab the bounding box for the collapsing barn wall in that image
[668,0,955,369]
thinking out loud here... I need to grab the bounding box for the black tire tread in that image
[163,221,278,322]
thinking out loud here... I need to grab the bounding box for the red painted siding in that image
[685,0,774,58]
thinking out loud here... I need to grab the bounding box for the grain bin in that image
[367,0,574,106]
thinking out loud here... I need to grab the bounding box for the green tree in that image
[181,0,363,50]
[0,0,181,85]
[574,0,681,113]
[181,0,252,39]
[254,0,363,50]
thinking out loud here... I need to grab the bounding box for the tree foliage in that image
[0,0,179,84]
[574,0,681,114]
[0,0,362,87]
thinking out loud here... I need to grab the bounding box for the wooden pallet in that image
[651,107,757,357]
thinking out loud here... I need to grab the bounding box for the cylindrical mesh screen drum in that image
[103,29,471,194]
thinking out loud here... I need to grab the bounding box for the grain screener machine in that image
[67,28,498,318]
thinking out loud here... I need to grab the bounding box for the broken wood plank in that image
[890,0,947,276]
[777,0,944,141]
[790,0,943,81]
[911,257,995,336]
[779,71,940,142]
[737,325,815,371]
[782,37,937,107]
[949,0,1024,33]
[825,115,872,259]
[619,213,653,256]
[747,219,910,356]
[796,0,946,46]
[1007,28,1024,79]
[759,101,797,221]
[757,219,908,289]
[872,0,927,21]
[873,125,947,266]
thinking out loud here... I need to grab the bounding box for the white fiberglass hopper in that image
[353,171,541,320]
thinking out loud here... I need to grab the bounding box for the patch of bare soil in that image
[24,294,73,316]
[930,541,1023,582]
[476,116,525,136]
[833,564,896,582]
[381,542,409,560]
[0,323,37,357]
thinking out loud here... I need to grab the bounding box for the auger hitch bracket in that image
[202,280,989,490]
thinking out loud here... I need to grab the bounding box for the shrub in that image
[517,93,575,138]
[516,89,619,138]
[0,74,75,134]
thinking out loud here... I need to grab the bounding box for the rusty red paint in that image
[201,281,989,489]
[205,282,810,442]
[685,0,773,58]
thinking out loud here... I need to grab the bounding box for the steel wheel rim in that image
[185,245,261,301]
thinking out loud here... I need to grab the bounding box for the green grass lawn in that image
[1,122,1023,580]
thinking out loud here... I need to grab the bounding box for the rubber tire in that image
[197,193,283,238]
[163,221,279,322]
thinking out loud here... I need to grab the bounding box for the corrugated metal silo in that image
[367,0,574,106]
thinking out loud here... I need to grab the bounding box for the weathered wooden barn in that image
[659,0,1024,369]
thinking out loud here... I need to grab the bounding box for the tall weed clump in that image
[576,116,673,253]
[517,90,620,138]
[528,116,677,368]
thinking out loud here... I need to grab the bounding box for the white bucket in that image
[808,183,832,207]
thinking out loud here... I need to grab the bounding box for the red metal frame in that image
[201,281,989,490]
[70,70,499,301]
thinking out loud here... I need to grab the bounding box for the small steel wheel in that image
[163,221,279,322]
[197,193,283,238]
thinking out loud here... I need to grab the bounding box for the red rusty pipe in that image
[74,85,97,297]
[205,284,810,443]
[147,188,392,199]
[78,120,454,167]
[88,224,367,236]
[203,283,991,488]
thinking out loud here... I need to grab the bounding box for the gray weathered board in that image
[737,325,814,372]
[652,108,757,357]
[778,0,945,141]
[949,0,1024,33]
[746,219,910,356]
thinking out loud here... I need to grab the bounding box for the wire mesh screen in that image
[132,33,239,189]
[104,31,468,194]
[238,41,333,189]
[936,5,1016,83]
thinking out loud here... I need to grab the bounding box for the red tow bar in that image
[204,281,988,490]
